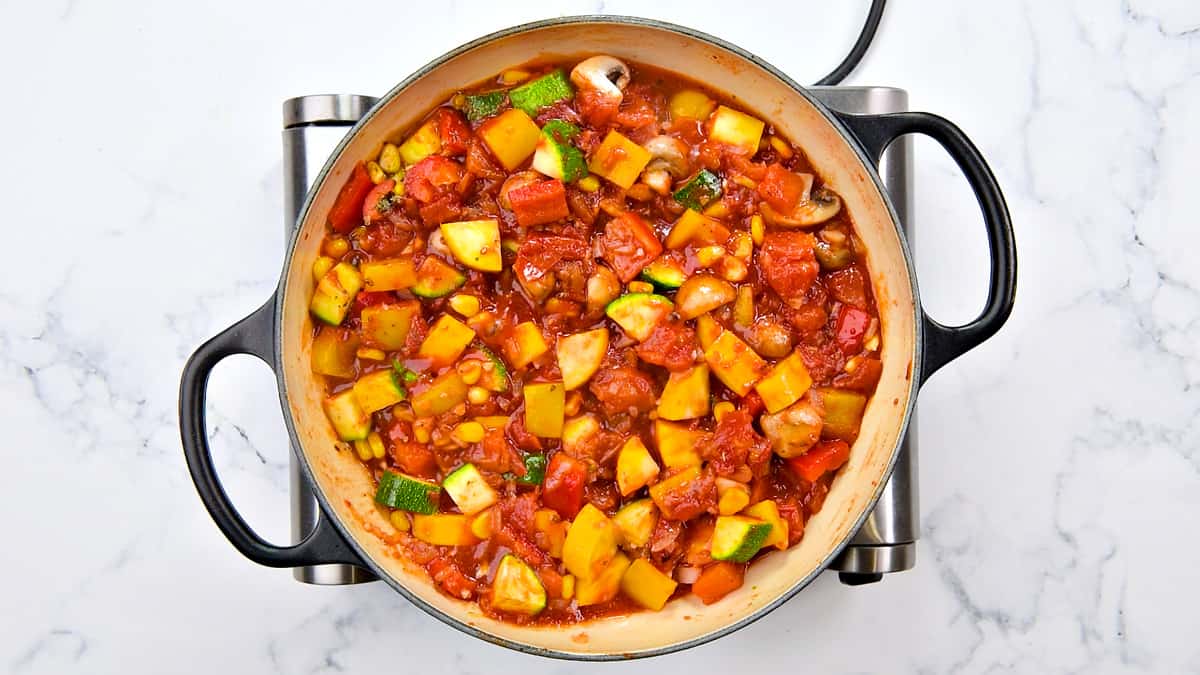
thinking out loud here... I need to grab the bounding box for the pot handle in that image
[178,298,363,567]
[835,111,1017,383]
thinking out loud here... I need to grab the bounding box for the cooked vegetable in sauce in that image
[309,56,882,624]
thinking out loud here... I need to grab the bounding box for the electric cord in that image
[813,0,887,86]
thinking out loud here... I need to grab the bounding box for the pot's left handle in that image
[179,298,363,567]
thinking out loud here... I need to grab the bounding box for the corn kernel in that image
[390,174,406,196]
[356,347,387,361]
[379,143,402,174]
[864,334,880,352]
[312,255,335,282]
[392,402,414,422]
[564,391,583,417]
[732,174,759,190]
[366,160,387,184]
[466,311,495,334]
[499,69,530,85]
[769,136,794,159]
[456,359,483,385]
[696,245,726,267]
[627,280,655,294]
[750,214,764,246]
[627,183,654,202]
[718,486,751,515]
[353,439,373,461]
[453,421,486,444]
[562,574,576,601]
[390,510,410,532]
[713,401,735,422]
[467,386,491,405]
[448,294,481,318]
[718,256,748,282]
[577,175,600,193]
[702,200,730,218]
[324,236,350,258]
[731,231,753,260]
[413,420,432,444]
[367,431,387,459]
[845,356,862,373]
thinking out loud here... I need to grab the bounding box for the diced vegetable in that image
[533,508,567,557]
[817,388,868,441]
[834,305,872,355]
[491,554,547,616]
[476,344,510,392]
[442,463,499,515]
[620,558,678,611]
[543,452,587,519]
[653,419,703,469]
[361,257,418,292]
[709,105,765,155]
[411,371,469,417]
[478,109,542,171]
[576,553,631,607]
[311,327,358,378]
[323,389,371,441]
[613,499,658,549]
[416,314,476,368]
[640,256,687,289]
[362,179,396,225]
[532,124,588,182]
[398,119,441,165]
[742,499,788,551]
[757,164,811,214]
[562,414,601,456]
[710,515,772,563]
[695,314,722,351]
[703,330,768,396]
[665,209,731,249]
[649,465,702,513]
[605,293,674,342]
[524,381,565,438]
[563,503,619,579]
[313,255,335,282]
[360,301,419,350]
[588,130,652,189]
[375,470,440,514]
[352,369,406,413]
[692,561,745,604]
[327,163,375,234]
[510,453,547,486]
[462,90,508,121]
[657,364,710,421]
[556,328,609,391]
[508,69,574,116]
[669,89,716,120]
[507,179,569,227]
[675,274,736,320]
[601,212,663,283]
[505,321,549,370]
[411,256,466,298]
[716,478,751,515]
[753,350,813,414]
[471,509,494,539]
[672,169,723,211]
[616,437,660,496]
[787,439,852,482]
[310,262,363,326]
[814,234,853,271]
[440,220,502,272]
[412,513,479,546]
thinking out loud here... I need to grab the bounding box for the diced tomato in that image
[349,290,393,319]
[826,266,869,309]
[327,162,375,233]
[514,235,590,284]
[507,179,570,227]
[635,321,698,372]
[757,164,812,214]
[362,179,396,225]
[576,88,620,127]
[787,440,851,483]
[834,356,882,392]
[404,156,463,203]
[426,556,476,600]
[436,108,472,157]
[692,562,745,605]
[757,231,819,300]
[654,466,717,521]
[542,452,587,520]
[834,305,872,355]
[599,212,663,283]
[417,193,462,226]
[699,409,771,477]
[589,366,657,416]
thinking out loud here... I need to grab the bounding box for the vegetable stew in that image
[308,56,882,623]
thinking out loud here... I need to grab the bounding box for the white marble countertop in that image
[3,0,1198,672]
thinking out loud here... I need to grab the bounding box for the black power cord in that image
[813,0,887,86]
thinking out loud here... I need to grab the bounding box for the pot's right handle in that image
[835,111,1017,383]
[178,298,363,568]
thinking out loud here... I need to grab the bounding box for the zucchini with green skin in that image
[604,293,674,342]
[532,120,588,182]
[411,256,466,298]
[462,90,507,121]
[491,554,547,616]
[440,219,502,272]
[442,463,499,515]
[310,262,363,325]
[323,389,371,441]
[352,369,407,413]
[474,344,510,392]
[375,470,441,514]
[640,256,687,289]
[508,70,574,116]
[710,515,773,563]
[672,169,723,211]
[612,499,658,549]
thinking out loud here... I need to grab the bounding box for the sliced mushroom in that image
[759,187,843,228]
[570,55,631,103]
[744,320,794,359]
[586,265,621,314]
[760,394,824,458]
[643,135,689,178]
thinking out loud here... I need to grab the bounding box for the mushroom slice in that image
[642,135,689,178]
[570,55,631,103]
[759,188,843,228]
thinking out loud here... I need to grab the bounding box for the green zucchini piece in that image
[442,463,499,515]
[475,343,510,392]
[375,470,441,514]
[672,169,723,211]
[640,256,688,289]
[541,119,580,140]
[462,90,507,121]
[604,293,674,342]
[508,69,573,116]
[352,369,406,414]
[323,389,371,441]
[612,499,657,549]
[411,256,466,298]
[310,262,363,326]
[491,554,547,616]
[531,129,588,182]
[710,515,773,563]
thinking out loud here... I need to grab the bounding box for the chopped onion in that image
[675,566,702,584]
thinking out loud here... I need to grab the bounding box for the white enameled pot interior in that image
[278,19,917,658]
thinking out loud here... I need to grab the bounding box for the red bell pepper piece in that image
[327,162,376,233]
[599,212,664,283]
[542,452,587,520]
[436,108,472,157]
[404,156,463,204]
[692,562,746,605]
[362,179,396,225]
[787,440,851,483]
[834,305,872,355]
[757,163,812,214]
[507,179,570,227]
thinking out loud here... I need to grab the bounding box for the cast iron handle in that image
[836,111,1017,383]
[179,298,363,567]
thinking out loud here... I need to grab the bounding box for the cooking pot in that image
[180,16,1016,659]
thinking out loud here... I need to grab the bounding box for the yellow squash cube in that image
[657,364,711,421]
[523,381,564,438]
[478,109,541,171]
[754,350,813,413]
[709,105,765,155]
[653,419,703,469]
[563,503,619,579]
[588,130,652,189]
[620,558,678,611]
[416,314,476,368]
[398,119,441,166]
[704,330,768,396]
[616,437,660,496]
